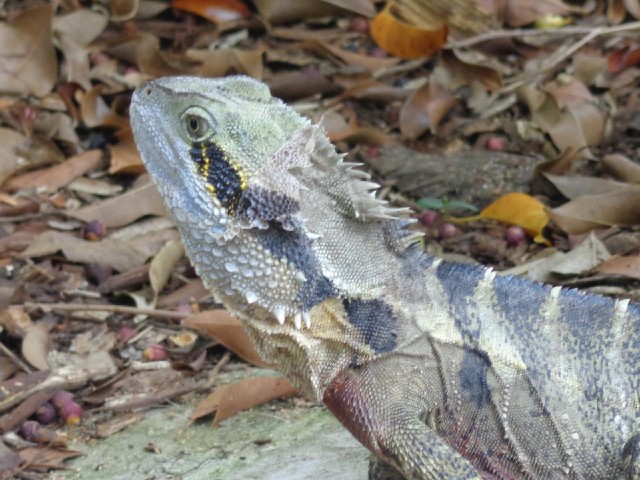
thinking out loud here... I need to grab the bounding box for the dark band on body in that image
[343,298,398,354]
[189,141,245,213]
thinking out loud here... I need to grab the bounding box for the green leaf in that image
[446,200,479,213]
[416,197,446,210]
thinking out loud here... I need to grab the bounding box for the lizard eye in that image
[184,114,209,140]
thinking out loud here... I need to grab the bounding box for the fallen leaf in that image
[22,323,51,371]
[601,154,640,183]
[52,8,109,47]
[399,81,457,139]
[505,0,570,26]
[550,232,610,276]
[370,4,447,59]
[19,231,152,272]
[79,86,130,129]
[479,193,549,243]
[3,150,104,193]
[549,189,640,234]
[321,0,375,17]
[625,0,640,18]
[596,254,640,278]
[183,310,268,368]
[0,4,57,97]
[108,128,145,175]
[312,41,401,72]
[0,128,27,186]
[149,240,185,298]
[67,181,167,228]
[171,0,251,23]
[18,446,83,470]
[191,376,297,426]
[253,0,338,24]
[188,48,264,79]
[543,173,631,199]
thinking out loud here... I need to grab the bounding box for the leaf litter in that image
[1,0,640,475]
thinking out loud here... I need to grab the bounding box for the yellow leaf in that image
[480,193,550,244]
[370,4,447,59]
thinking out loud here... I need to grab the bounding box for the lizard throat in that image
[189,140,247,214]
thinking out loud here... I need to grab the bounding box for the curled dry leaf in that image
[543,173,632,200]
[399,81,457,139]
[0,4,57,97]
[191,376,297,426]
[22,323,51,371]
[108,128,145,175]
[596,255,640,279]
[149,240,185,298]
[601,154,640,183]
[171,0,251,23]
[68,181,167,228]
[188,48,264,79]
[549,188,640,234]
[183,310,269,368]
[3,150,104,193]
[0,128,27,186]
[370,4,447,59]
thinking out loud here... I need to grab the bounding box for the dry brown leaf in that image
[399,81,457,139]
[549,189,640,234]
[52,8,109,46]
[253,0,338,24]
[183,310,269,368]
[22,323,51,371]
[0,5,57,97]
[188,48,264,79]
[550,232,610,276]
[321,0,375,16]
[171,0,251,23]
[0,306,32,337]
[191,376,297,426]
[19,231,150,272]
[67,181,167,228]
[18,446,83,470]
[149,240,185,298]
[504,0,570,26]
[543,173,632,199]
[79,86,130,129]
[3,150,104,193]
[596,255,640,278]
[0,128,27,186]
[601,154,640,183]
[312,41,401,72]
[624,0,640,18]
[108,128,146,175]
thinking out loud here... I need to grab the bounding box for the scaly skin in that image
[130,76,640,480]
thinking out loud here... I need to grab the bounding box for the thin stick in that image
[447,21,640,49]
[24,302,191,320]
[0,339,33,373]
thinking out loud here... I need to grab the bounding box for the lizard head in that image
[130,75,308,223]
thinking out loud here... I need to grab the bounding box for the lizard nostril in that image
[144,87,152,96]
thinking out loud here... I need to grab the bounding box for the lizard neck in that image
[237,299,375,401]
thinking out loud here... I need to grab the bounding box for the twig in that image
[447,21,640,49]
[24,302,191,320]
[0,339,33,373]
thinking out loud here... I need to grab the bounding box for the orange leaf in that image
[370,6,447,59]
[183,310,269,368]
[480,193,549,244]
[171,0,250,23]
[191,377,297,426]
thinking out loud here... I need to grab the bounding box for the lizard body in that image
[130,76,640,479]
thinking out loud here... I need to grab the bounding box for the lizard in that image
[129,75,640,480]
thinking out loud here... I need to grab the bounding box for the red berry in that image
[35,402,56,425]
[349,16,369,34]
[505,225,526,246]
[438,223,460,239]
[117,326,136,343]
[418,210,439,227]
[485,136,505,151]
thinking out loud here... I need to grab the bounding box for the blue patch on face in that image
[342,298,398,354]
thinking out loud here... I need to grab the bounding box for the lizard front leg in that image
[324,366,481,480]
